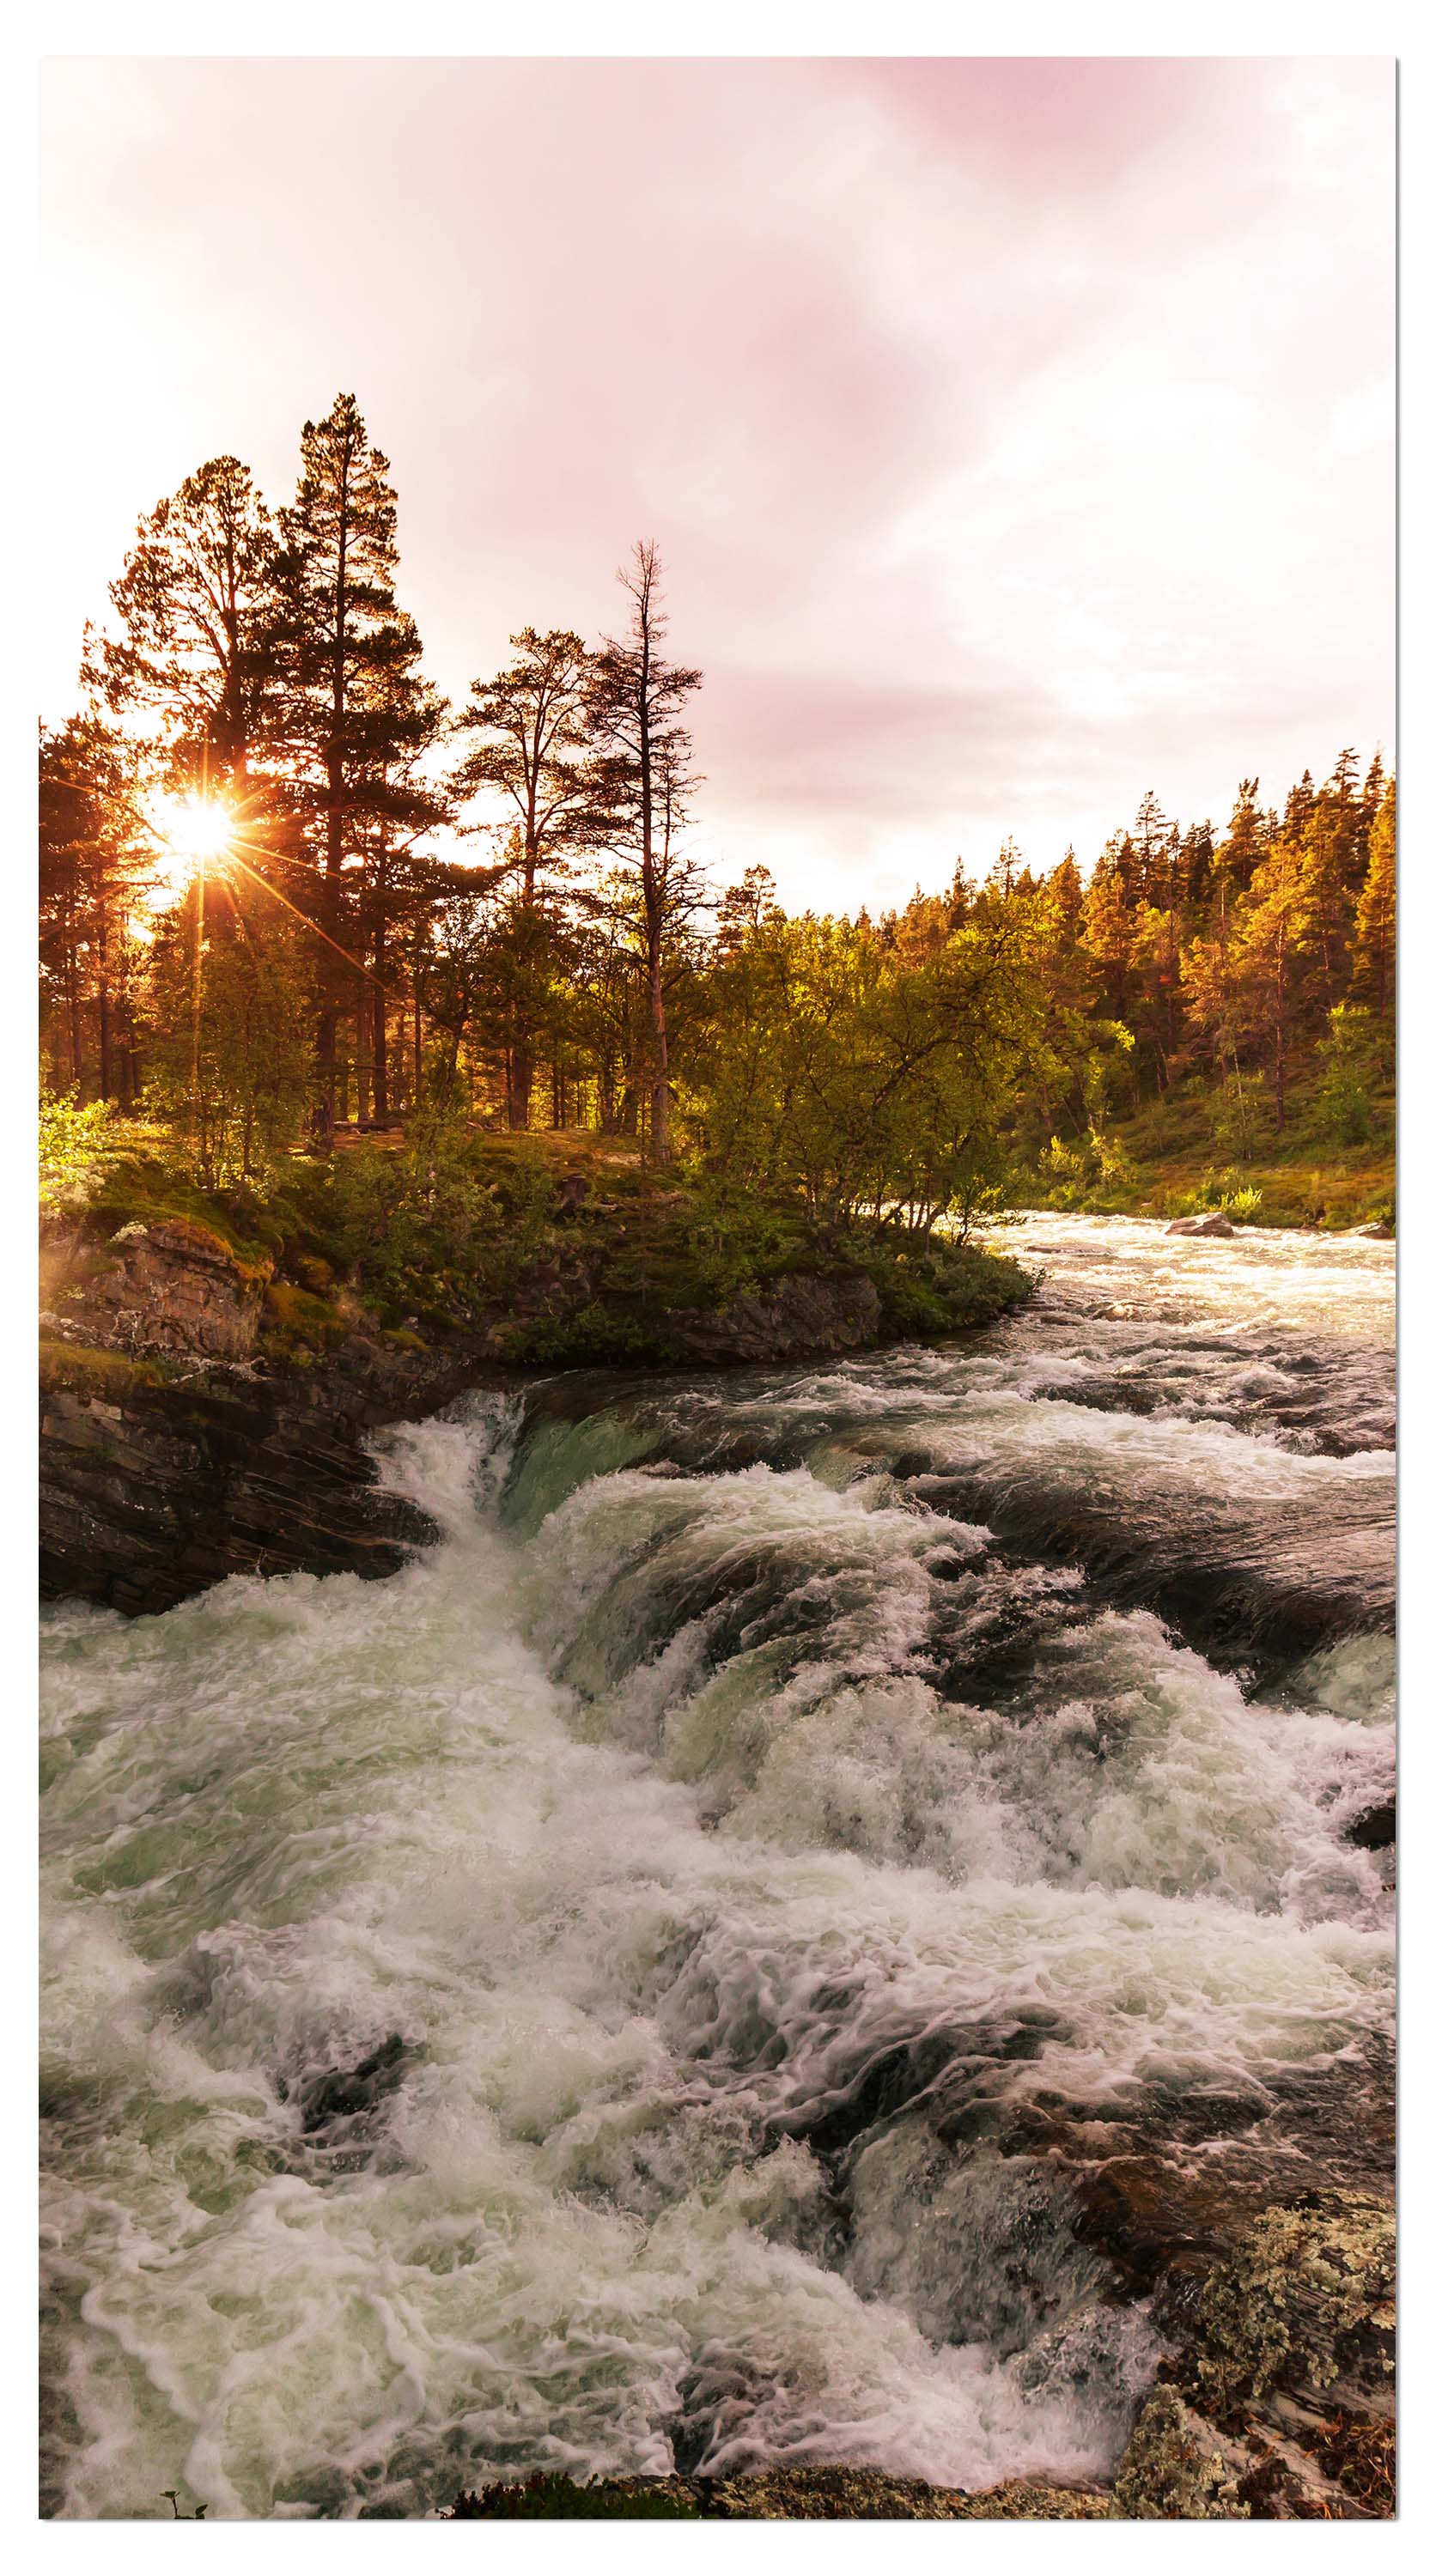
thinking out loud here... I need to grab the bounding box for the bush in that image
[1317,1005,1382,1148]
[1021,1126,1135,1212]
[1207,1071,1267,1159]
[39,1091,166,1215]
[282,1115,556,1325]
[1170,1166,1261,1219]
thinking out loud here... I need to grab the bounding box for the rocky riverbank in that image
[39,1191,1030,1612]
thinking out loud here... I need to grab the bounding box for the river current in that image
[39,1213,1396,2519]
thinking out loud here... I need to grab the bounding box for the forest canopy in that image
[40,392,1395,1235]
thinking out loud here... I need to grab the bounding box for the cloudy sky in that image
[40,56,1394,910]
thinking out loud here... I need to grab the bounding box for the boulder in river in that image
[1166,1213,1235,1238]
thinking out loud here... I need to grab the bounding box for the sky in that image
[39,55,1395,913]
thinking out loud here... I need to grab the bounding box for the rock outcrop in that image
[40,1211,1026,1612]
[1114,2190,1394,2519]
[42,1213,271,1359]
[661,1271,883,1365]
[40,1332,485,1614]
[1166,1213,1236,1238]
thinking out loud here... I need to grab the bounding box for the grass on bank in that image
[40,1103,1030,1364]
[1013,1060,1395,1230]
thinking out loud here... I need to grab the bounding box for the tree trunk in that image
[373,921,389,1120]
[509,1043,533,1131]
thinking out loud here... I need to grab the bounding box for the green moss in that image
[262,1280,347,1350]
[39,1337,166,1400]
[84,1156,281,1274]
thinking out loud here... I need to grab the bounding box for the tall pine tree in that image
[274,394,445,1143]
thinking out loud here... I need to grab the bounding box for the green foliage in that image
[1017,1126,1135,1212]
[40,1091,131,1213]
[691,899,1044,1233]
[508,1300,672,1366]
[858,1236,1030,1337]
[1206,1069,1268,1159]
[280,1116,557,1327]
[1316,1004,1383,1148]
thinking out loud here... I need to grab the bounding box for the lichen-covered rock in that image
[1113,2387,1250,2519]
[1107,2192,1396,2519]
[1183,2190,1394,2419]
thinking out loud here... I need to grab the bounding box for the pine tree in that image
[1352,775,1396,1027]
[82,455,278,787]
[715,866,779,958]
[39,717,151,1102]
[1214,780,1268,902]
[452,629,595,1127]
[274,393,445,1144]
[1229,836,1305,1128]
[587,544,703,1164]
[1082,838,1136,1034]
[1293,802,1355,1012]
[1131,791,1170,901]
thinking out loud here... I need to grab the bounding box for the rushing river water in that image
[40,1213,1396,2519]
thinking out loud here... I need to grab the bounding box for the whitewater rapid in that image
[40,1213,1395,2518]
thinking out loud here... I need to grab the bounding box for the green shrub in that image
[1317,1005,1382,1148]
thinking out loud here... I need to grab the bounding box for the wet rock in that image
[663,1272,883,1366]
[1353,1221,1394,1240]
[1114,2387,1250,2518]
[1166,1213,1235,1238]
[286,2033,409,2140]
[1346,1798,1395,1850]
[39,1333,496,1613]
[1105,2190,1396,2519]
[1180,2190,1394,2422]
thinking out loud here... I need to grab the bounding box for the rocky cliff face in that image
[660,1271,883,1365]
[40,1335,487,1614]
[39,1220,922,1613]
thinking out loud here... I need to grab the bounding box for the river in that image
[39,1212,1396,2519]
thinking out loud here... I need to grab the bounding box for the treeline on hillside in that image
[40,389,1394,1233]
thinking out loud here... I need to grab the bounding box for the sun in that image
[146,793,236,907]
